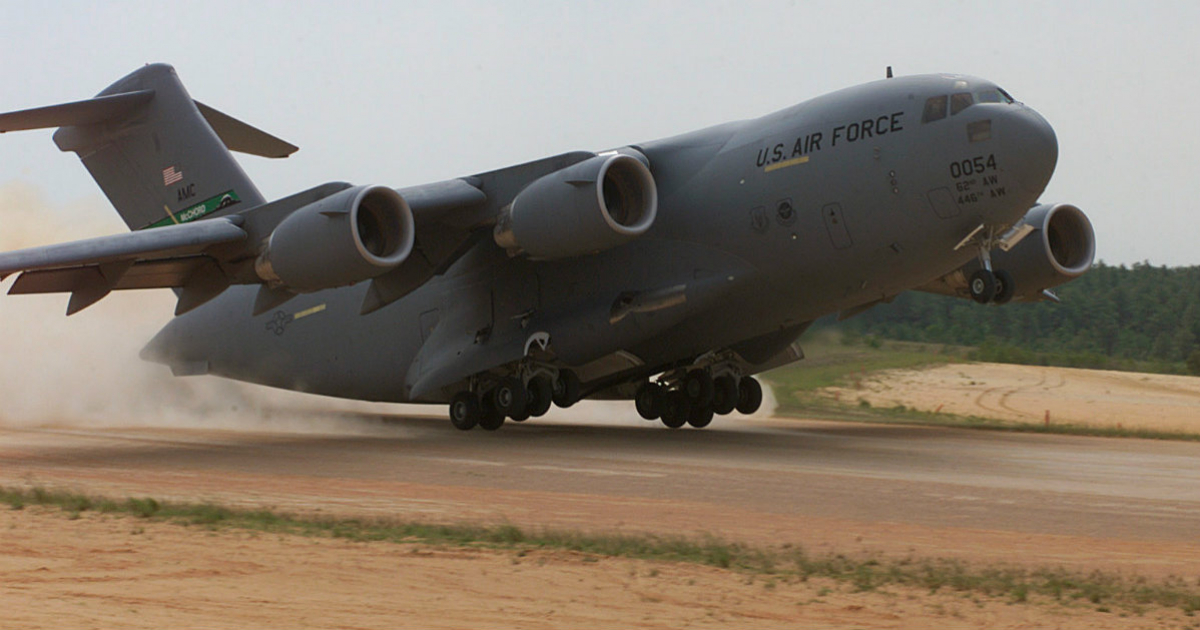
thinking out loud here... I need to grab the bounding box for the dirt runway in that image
[6,408,1200,568]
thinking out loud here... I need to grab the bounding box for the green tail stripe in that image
[144,190,241,230]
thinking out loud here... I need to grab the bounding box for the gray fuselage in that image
[146,73,1058,403]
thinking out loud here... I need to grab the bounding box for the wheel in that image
[448,392,480,431]
[552,369,581,408]
[683,371,714,407]
[527,376,554,417]
[711,375,738,415]
[491,376,528,419]
[993,269,1015,305]
[635,382,662,420]
[687,404,714,428]
[735,376,763,414]
[508,406,530,422]
[477,395,505,431]
[969,269,997,304]
[660,391,690,429]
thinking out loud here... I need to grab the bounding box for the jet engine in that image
[925,203,1095,303]
[493,153,657,260]
[991,203,1095,301]
[255,185,414,292]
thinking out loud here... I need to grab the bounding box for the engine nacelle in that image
[255,185,414,293]
[493,153,657,260]
[992,203,1095,301]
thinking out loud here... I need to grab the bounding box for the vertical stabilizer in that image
[44,64,291,230]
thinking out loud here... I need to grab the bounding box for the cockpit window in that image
[977,89,1003,104]
[997,87,1015,103]
[922,95,948,123]
[950,93,974,115]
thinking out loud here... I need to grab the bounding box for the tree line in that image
[830,262,1200,375]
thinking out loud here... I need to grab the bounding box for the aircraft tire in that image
[683,371,715,407]
[735,376,763,415]
[478,396,505,431]
[635,382,662,420]
[711,375,739,415]
[449,392,480,431]
[993,269,1015,305]
[687,404,714,428]
[553,369,581,408]
[527,376,554,417]
[660,391,690,429]
[491,376,528,419]
[969,269,997,304]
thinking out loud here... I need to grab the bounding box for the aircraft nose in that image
[1007,107,1058,199]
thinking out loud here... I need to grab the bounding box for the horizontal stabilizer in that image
[194,100,298,158]
[0,90,154,133]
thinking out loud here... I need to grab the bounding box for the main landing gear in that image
[635,370,763,430]
[448,369,579,431]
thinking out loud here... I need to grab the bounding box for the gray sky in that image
[1,0,1196,266]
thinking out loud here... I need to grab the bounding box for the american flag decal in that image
[162,166,183,186]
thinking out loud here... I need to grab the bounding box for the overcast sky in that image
[1,0,1196,266]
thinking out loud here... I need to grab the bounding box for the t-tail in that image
[0,63,297,231]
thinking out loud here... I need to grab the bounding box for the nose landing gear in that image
[958,225,1017,305]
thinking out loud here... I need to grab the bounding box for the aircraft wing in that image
[0,152,599,316]
[0,179,490,316]
[0,67,599,317]
[0,218,247,315]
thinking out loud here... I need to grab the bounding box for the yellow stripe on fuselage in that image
[764,155,810,173]
[293,304,327,320]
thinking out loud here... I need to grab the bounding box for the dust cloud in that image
[0,182,416,435]
[0,181,775,434]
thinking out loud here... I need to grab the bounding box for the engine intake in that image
[255,185,414,292]
[494,153,657,259]
[993,203,1094,300]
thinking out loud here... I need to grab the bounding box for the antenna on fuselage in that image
[886,66,894,79]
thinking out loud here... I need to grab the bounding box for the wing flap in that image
[9,257,214,294]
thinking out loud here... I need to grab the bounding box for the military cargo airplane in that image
[0,64,1093,431]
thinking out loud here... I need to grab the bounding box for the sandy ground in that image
[825,362,1200,432]
[3,402,1200,628]
[3,507,1192,630]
